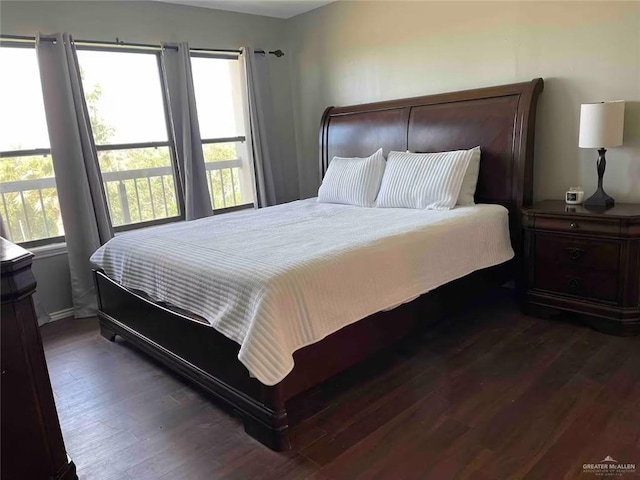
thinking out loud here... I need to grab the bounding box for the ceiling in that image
[154,0,335,19]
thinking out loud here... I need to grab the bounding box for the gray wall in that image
[31,248,73,322]
[0,0,299,318]
[286,1,640,200]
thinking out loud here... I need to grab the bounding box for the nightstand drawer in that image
[534,264,618,302]
[535,235,620,271]
[535,217,620,236]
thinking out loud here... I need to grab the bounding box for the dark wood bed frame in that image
[94,78,544,450]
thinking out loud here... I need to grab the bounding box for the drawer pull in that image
[566,247,585,261]
[569,222,579,229]
[567,277,582,290]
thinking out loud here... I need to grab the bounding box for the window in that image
[191,55,254,210]
[77,49,183,230]
[0,44,253,245]
[0,45,64,246]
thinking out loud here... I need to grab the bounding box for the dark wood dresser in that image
[1,238,77,480]
[522,200,640,335]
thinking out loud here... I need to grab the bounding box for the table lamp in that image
[578,101,625,209]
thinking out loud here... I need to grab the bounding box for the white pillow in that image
[317,148,386,207]
[376,149,473,210]
[456,146,481,205]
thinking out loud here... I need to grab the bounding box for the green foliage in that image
[0,154,54,181]
[0,155,63,242]
[85,83,115,144]
[203,143,236,162]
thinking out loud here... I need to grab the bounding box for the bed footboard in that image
[94,270,291,451]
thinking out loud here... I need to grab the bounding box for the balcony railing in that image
[0,160,250,243]
[0,176,61,243]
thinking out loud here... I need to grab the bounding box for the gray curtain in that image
[34,294,51,326]
[241,47,282,207]
[36,33,113,318]
[0,214,8,239]
[161,43,212,220]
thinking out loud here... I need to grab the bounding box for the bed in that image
[93,78,544,450]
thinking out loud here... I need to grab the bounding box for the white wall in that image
[0,0,299,318]
[287,1,640,200]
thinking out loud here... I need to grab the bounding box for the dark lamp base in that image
[584,187,615,210]
[584,148,615,211]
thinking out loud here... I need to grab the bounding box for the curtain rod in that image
[0,34,285,57]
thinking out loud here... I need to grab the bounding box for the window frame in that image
[76,44,187,232]
[190,52,254,210]
[190,52,246,148]
[0,41,65,247]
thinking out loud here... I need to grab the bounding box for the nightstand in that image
[522,200,640,336]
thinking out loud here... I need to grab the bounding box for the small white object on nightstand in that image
[565,187,584,205]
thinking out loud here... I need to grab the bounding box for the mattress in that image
[91,199,514,385]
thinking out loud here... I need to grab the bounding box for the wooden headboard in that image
[319,78,544,254]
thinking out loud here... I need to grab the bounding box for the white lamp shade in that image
[578,101,625,148]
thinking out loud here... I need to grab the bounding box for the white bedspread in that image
[91,199,513,385]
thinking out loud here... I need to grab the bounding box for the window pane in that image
[0,47,63,245]
[0,47,50,151]
[78,49,182,230]
[98,147,179,227]
[0,155,64,243]
[191,57,245,139]
[77,50,168,145]
[203,142,253,209]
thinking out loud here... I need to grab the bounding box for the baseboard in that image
[49,307,75,322]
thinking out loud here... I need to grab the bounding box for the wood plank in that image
[38,291,640,480]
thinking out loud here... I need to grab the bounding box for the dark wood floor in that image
[41,290,640,480]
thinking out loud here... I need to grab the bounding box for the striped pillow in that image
[318,148,386,207]
[376,150,472,210]
[456,146,481,205]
